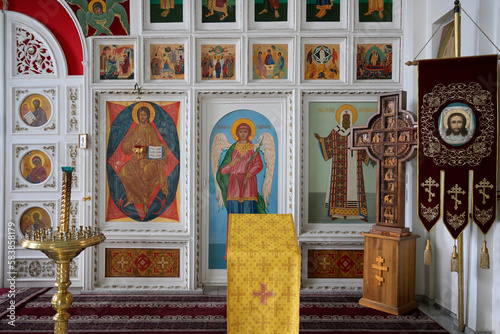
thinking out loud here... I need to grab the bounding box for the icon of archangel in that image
[210,117,276,215]
[106,101,180,223]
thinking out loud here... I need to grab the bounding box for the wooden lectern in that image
[350,91,420,315]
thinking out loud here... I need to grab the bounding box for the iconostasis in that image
[3,0,404,291]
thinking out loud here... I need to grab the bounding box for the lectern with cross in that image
[353,91,420,315]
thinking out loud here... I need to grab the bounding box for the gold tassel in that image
[480,240,490,269]
[450,244,459,272]
[424,236,433,266]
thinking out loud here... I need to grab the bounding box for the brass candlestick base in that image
[19,167,105,334]
[20,229,105,334]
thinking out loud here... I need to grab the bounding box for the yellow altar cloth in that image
[226,214,301,334]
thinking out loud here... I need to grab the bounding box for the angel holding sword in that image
[211,118,276,214]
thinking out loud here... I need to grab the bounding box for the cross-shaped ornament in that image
[117,256,129,270]
[474,178,494,205]
[421,177,439,202]
[351,91,417,236]
[447,184,466,210]
[252,283,275,305]
[372,256,389,286]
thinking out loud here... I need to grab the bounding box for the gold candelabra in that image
[19,167,105,334]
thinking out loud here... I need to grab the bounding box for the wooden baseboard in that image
[359,297,418,315]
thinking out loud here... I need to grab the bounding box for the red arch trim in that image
[2,0,84,76]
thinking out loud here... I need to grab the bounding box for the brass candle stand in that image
[19,167,105,334]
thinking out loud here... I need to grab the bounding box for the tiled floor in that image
[205,286,471,334]
[418,302,473,334]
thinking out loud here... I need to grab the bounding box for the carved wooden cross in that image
[372,256,389,286]
[351,91,417,236]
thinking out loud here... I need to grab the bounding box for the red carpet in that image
[0,290,449,333]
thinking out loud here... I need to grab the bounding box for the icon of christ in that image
[106,101,180,222]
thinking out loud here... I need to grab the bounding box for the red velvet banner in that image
[418,55,498,239]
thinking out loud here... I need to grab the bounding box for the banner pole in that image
[453,1,465,332]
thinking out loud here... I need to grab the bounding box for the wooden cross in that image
[351,91,417,236]
[252,283,275,305]
[372,256,389,286]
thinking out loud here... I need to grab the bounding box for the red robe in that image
[317,126,369,219]
[220,142,264,212]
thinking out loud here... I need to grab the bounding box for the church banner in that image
[417,55,498,239]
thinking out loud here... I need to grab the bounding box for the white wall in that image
[405,1,499,333]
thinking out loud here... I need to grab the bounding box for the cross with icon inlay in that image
[351,91,417,236]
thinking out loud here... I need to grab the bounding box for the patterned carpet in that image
[0,290,449,333]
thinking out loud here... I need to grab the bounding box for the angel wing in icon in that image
[210,131,276,213]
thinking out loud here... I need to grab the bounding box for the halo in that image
[88,0,107,13]
[365,47,383,62]
[231,118,256,142]
[29,153,45,168]
[30,97,43,109]
[336,104,358,125]
[132,102,156,124]
[442,106,471,129]
[30,210,42,222]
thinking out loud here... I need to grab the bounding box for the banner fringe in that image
[424,236,433,266]
[450,245,459,272]
[480,240,490,269]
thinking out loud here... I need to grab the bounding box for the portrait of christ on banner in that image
[438,102,476,146]
[308,100,377,224]
[106,101,180,223]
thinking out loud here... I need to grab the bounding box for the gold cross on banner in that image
[474,178,493,204]
[447,184,466,210]
[372,255,389,286]
[421,177,439,202]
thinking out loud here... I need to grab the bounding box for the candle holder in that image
[19,167,105,334]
